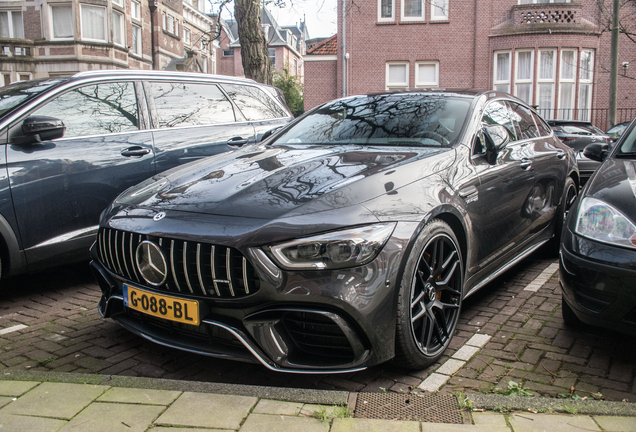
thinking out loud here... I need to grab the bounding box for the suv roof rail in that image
[72,70,257,84]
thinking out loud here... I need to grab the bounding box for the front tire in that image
[394,220,464,370]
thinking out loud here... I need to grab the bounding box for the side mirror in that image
[22,116,65,142]
[583,143,609,162]
[483,124,510,151]
[260,126,283,142]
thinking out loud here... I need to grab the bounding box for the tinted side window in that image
[222,84,287,120]
[508,102,540,140]
[31,82,139,138]
[482,101,516,141]
[532,112,552,136]
[150,82,235,128]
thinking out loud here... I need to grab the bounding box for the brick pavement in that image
[0,250,634,402]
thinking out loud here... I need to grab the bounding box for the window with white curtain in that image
[378,0,394,21]
[81,5,107,42]
[131,0,141,20]
[51,5,73,40]
[167,14,175,33]
[558,49,577,120]
[112,0,123,6]
[493,51,511,93]
[537,49,556,118]
[132,24,142,55]
[402,0,424,20]
[517,0,571,3]
[386,62,408,89]
[0,11,24,39]
[515,50,534,104]
[432,0,449,20]
[113,11,124,46]
[578,50,594,121]
[183,27,191,44]
[415,61,439,87]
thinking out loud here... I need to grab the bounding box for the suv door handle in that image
[227,137,248,147]
[121,146,151,157]
[520,159,532,170]
[557,150,566,159]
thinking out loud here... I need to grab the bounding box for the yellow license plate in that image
[123,284,200,326]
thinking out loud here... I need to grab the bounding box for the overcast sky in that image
[215,0,338,39]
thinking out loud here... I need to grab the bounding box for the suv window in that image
[150,82,235,128]
[532,112,552,137]
[482,100,516,141]
[31,82,139,138]
[508,102,540,140]
[221,84,288,120]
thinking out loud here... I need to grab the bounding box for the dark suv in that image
[0,70,292,279]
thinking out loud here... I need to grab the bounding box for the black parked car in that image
[0,71,291,278]
[560,119,636,334]
[606,120,632,141]
[547,120,613,184]
[92,90,578,372]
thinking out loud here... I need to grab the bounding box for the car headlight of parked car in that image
[267,223,396,270]
[575,197,636,249]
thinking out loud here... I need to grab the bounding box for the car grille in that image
[282,311,355,361]
[97,228,260,298]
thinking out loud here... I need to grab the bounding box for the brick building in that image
[0,0,216,85]
[304,0,636,128]
[212,8,308,83]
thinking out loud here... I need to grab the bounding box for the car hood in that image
[116,143,454,219]
[585,157,636,218]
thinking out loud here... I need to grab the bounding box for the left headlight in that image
[267,223,397,270]
[574,197,636,249]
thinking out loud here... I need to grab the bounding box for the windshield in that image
[272,94,472,148]
[0,78,68,118]
[618,124,636,156]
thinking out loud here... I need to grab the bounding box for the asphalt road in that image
[0,248,634,401]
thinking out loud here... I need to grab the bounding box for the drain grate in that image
[353,392,463,423]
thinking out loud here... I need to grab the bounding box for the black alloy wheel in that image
[395,220,464,369]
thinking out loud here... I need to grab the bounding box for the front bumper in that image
[90,222,417,373]
[559,228,636,334]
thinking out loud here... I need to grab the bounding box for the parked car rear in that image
[547,120,613,184]
[0,70,292,279]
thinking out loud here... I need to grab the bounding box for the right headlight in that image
[574,197,636,249]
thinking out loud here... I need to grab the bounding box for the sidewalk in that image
[0,371,635,431]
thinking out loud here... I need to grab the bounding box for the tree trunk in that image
[234,0,273,85]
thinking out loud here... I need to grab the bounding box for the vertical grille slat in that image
[211,245,221,297]
[97,228,259,299]
[195,243,207,296]
[171,240,182,292]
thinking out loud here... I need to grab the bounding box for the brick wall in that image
[304,59,338,110]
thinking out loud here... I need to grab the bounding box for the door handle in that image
[520,159,532,170]
[557,150,566,159]
[227,137,248,147]
[121,146,151,157]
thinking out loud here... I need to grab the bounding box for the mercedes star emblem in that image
[153,212,166,221]
[136,241,168,286]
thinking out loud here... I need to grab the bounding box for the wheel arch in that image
[0,213,27,278]
[429,208,468,275]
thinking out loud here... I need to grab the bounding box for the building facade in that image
[0,0,216,85]
[304,0,636,128]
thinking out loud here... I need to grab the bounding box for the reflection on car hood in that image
[586,158,636,218]
[118,143,454,219]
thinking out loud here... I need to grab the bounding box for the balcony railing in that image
[492,2,598,35]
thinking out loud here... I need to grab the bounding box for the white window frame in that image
[167,14,174,33]
[80,4,108,43]
[183,26,191,45]
[578,49,594,121]
[112,0,123,7]
[401,0,424,22]
[378,0,395,22]
[131,24,142,55]
[18,72,31,81]
[431,0,449,21]
[386,61,409,90]
[514,49,534,104]
[415,61,439,87]
[493,50,511,93]
[536,49,556,118]
[0,11,24,39]
[162,11,166,30]
[202,55,208,73]
[2,73,11,87]
[558,48,577,120]
[112,10,125,46]
[131,0,141,21]
[50,4,74,41]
